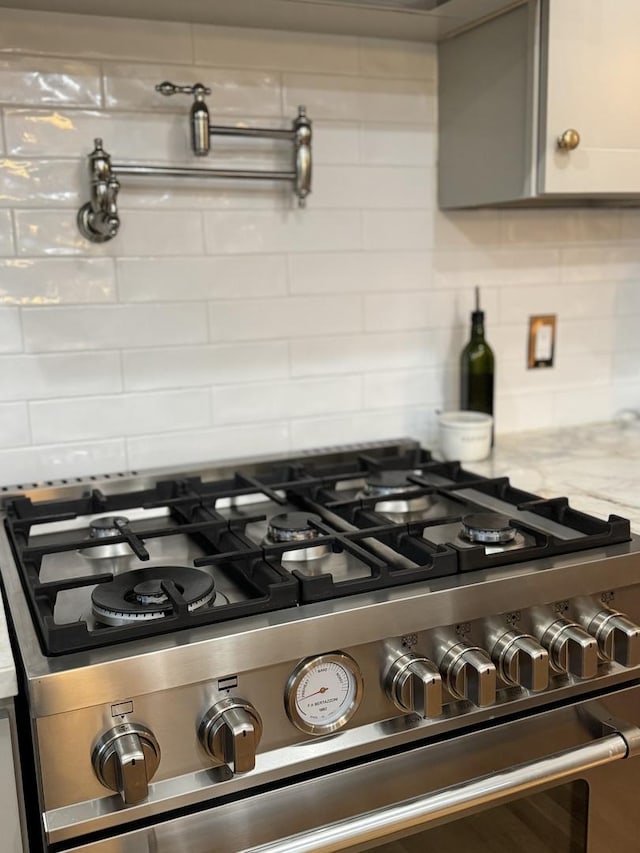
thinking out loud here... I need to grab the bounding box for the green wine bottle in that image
[460,286,494,416]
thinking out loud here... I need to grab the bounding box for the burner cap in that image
[364,469,420,497]
[89,516,130,539]
[461,513,517,544]
[365,468,420,496]
[267,513,322,543]
[91,566,215,626]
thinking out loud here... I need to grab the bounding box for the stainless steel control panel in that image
[37,584,640,823]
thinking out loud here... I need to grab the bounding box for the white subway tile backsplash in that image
[0,9,192,63]
[203,210,361,254]
[612,350,640,380]
[433,248,562,289]
[14,209,205,257]
[0,210,14,255]
[492,319,614,363]
[193,26,359,74]
[123,341,289,391]
[312,122,360,165]
[499,352,612,395]
[358,39,437,80]
[290,329,453,377]
[0,158,81,208]
[0,56,101,107]
[494,392,555,434]
[358,77,435,125]
[290,408,420,451]
[359,124,435,167]
[209,295,362,341]
[501,209,621,245]
[118,182,290,213]
[363,367,452,409]
[0,352,122,401]
[4,110,192,162]
[22,304,207,352]
[126,422,290,470]
[552,384,614,427]
[613,316,640,352]
[362,210,433,251]
[499,282,616,325]
[104,64,282,118]
[0,8,635,475]
[282,74,360,122]
[212,376,361,425]
[117,255,287,302]
[312,166,431,209]
[0,309,22,352]
[435,210,503,248]
[560,246,640,282]
[613,378,640,414]
[0,401,29,447]
[30,389,211,444]
[364,288,499,332]
[0,258,115,304]
[616,280,640,315]
[283,75,434,124]
[289,251,431,294]
[0,439,128,487]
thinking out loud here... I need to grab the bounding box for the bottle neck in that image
[470,317,485,341]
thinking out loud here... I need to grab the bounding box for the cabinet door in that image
[539,0,640,195]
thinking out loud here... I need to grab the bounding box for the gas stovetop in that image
[4,439,640,852]
[3,440,630,656]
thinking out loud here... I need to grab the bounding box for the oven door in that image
[71,683,640,853]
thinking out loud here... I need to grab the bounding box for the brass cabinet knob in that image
[557,128,581,150]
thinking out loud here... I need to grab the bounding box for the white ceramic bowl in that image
[438,411,493,462]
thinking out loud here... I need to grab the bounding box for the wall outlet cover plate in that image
[528,314,556,368]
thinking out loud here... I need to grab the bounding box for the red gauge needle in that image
[304,687,329,699]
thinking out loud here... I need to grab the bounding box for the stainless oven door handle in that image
[243,728,640,853]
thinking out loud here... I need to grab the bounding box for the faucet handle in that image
[156,81,212,98]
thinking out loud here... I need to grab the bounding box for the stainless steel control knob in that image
[491,631,549,692]
[385,653,442,718]
[439,643,497,707]
[199,697,263,774]
[586,609,640,668]
[540,619,598,678]
[92,723,160,805]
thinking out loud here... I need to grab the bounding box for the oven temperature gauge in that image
[285,652,363,735]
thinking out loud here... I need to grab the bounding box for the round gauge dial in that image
[285,652,364,736]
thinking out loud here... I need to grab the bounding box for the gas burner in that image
[79,516,133,559]
[461,513,517,544]
[91,566,215,627]
[360,469,433,517]
[265,512,329,562]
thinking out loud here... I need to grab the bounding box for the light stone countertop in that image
[466,420,640,534]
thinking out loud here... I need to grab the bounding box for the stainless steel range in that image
[2,439,640,853]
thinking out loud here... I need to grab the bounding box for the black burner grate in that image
[3,446,632,656]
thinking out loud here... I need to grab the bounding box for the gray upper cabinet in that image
[0,0,516,42]
[438,0,640,208]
